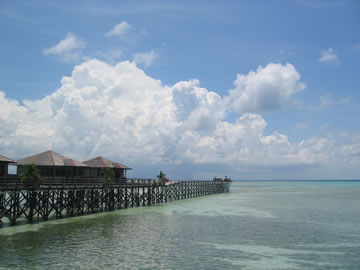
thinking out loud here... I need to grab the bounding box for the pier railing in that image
[0,176,160,190]
[0,178,231,225]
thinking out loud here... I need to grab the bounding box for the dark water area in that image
[1,181,360,269]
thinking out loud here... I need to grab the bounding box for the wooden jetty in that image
[0,178,231,225]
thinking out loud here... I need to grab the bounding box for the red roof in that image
[0,154,14,163]
[83,156,131,170]
[17,150,88,167]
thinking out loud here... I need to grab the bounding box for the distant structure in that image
[213,176,232,182]
[16,150,89,178]
[0,155,15,177]
[83,156,131,179]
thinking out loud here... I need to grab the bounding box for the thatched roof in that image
[0,154,14,163]
[83,156,131,170]
[17,150,88,167]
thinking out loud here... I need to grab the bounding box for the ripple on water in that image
[1,181,360,269]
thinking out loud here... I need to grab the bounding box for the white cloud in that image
[105,21,131,38]
[133,50,158,67]
[340,133,360,168]
[224,63,305,113]
[319,48,338,63]
[43,33,85,63]
[319,94,351,109]
[0,60,358,178]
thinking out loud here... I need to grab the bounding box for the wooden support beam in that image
[0,180,231,225]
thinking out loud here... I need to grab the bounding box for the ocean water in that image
[0,181,360,270]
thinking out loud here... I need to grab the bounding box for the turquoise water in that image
[1,181,360,269]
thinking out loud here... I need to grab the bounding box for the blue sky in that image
[0,0,359,179]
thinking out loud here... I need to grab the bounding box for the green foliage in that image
[100,168,115,184]
[157,171,166,185]
[20,163,41,187]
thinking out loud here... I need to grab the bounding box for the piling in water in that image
[0,180,231,225]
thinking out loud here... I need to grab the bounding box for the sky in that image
[0,0,359,180]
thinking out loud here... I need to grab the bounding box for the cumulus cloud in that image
[224,63,305,113]
[133,50,158,67]
[319,48,338,63]
[105,21,131,38]
[43,33,85,63]
[0,60,358,178]
[0,92,54,158]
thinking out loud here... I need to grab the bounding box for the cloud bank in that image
[1,60,358,178]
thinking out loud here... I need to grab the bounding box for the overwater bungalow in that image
[0,154,15,177]
[16,150,89,178]
[83,156,131,179]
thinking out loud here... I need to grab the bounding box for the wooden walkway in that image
[0,180,231,225]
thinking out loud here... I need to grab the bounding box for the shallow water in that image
[1,181,360,269]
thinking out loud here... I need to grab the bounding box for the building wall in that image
[17,165,89,178]
[114,168,125,179]
[16,165,126,179]
[88,168,126,179]
[0,163,8,177]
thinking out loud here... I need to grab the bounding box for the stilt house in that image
[83,156,131,179]
[0,154,15,177]
[16,150,89,178]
